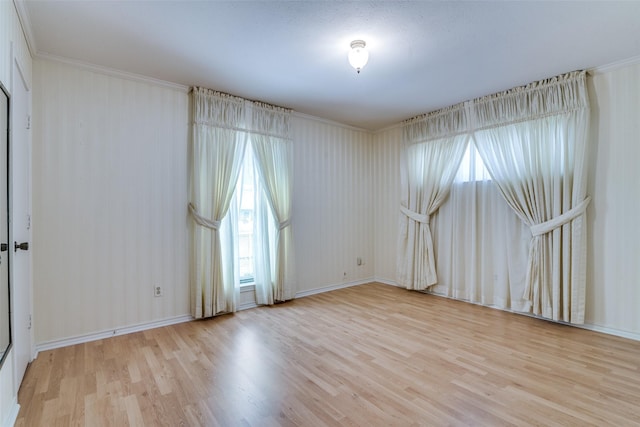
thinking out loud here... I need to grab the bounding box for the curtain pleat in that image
[251,103,296,303]
[472,72,590,323]
[189,88,247,318]
[397,102,471,290]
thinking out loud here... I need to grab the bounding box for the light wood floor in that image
[16,283,640,426]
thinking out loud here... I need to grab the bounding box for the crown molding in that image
[373,120,403,135]
[36,52,189,92]
[13,0,37,57]
[591,54,640,74]
[292,111,372,133]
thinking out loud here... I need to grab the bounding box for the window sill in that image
[240,283,255,293]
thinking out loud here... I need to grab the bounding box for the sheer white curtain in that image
[430,142,530,310]
[473,71,590,323]
[189,88,247,318]
[397,105,470,290]
[250,102,296,304]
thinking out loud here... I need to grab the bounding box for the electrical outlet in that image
[154,286,163,297]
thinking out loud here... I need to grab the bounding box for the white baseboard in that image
[295,278,374,298]
[374,281,640,343]
[571,323,640,342]
[2,398,19,427]
[34,314,193,357]
[373,277,401,287]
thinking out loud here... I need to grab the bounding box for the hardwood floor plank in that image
[16,283,640,426]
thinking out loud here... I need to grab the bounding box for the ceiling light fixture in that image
[348,40,369,74]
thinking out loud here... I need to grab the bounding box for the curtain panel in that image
[397,104,471,290]
[398,71,590,324]
[189,88,248,318]
[472,71,590,323]
[250,102,296,304]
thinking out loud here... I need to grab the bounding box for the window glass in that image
[455,140,492,183]
[236,148,256,283]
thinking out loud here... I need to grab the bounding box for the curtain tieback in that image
[400,205,430,224]
[278,219,291,230]
[530,196,591,237]
[188,203,221,230]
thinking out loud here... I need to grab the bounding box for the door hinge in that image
[26,115,31,130]
[28,314,32,330]
[27,214,31,230]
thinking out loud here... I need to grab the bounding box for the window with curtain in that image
[189,88,295,319]
[398,71,590,324]
[231,142,278,289]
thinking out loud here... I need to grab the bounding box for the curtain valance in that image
[403,102,471,144]
[403,71,588,135]
[192,87,246,129]
[192,87,293,139]
[250,101,292,140]
[471,71,588,130]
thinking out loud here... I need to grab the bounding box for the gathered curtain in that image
[472,71,590,323]
[250,102,296,304]
[399,71,590,324]
[397,105,470,290]
[189,88,247,318]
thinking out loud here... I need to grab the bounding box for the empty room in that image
[1,1,640,426]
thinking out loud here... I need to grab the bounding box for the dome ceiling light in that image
[348,40,369,74]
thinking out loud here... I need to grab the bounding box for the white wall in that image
[292,115,374,294]
[586,63,640,336]
[32,58,190,345]
[372,125,401,284]
[0,2,32,426]
[372,63,640,339]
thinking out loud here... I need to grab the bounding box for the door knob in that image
[14,242,29,252]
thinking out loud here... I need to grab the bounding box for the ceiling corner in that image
[13,0,38,57]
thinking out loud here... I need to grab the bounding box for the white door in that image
[11,58,32,390]
[0,82,9,366]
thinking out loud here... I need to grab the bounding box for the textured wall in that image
[586,63,640,335]
[292,115,374,292]
[32,58,190,344]
[372,125,401,284]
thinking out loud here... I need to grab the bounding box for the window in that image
[235,147,257,284]
[455,140,492,183]
[431,137,530,310]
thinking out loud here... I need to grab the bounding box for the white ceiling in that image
[20,1,640,130]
